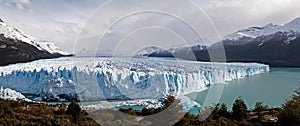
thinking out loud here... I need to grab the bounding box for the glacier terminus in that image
[0,57,269,109]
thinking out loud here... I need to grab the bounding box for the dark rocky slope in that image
[0,18,72,66]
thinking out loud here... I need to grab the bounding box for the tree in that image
[253,102,268,113]
[211,103,229,120]
[253,101,268,121]
[292,87,300,101]
[232,97,248,121]
[66,100,81,122]
[219,103,229,118]
[278,88,300,125]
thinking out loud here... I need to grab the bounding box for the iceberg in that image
[0,57,269,102]
[0,87,31,101]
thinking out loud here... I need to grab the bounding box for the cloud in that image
[196,0,300,36]
[18,20,82,52]
[1,0,300,56]
[2,0,31,11]
[73,0,222,55]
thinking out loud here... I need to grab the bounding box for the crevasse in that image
[0,57,269,101]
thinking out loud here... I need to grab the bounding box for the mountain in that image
[0,18,72,66]
[149,18,300,67]
[134,46,164,56]
[220,18,300,46]
[137,45,206,58]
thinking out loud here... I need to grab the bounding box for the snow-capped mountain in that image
[134,46,164,56]
[147,44,207,60]
[221,18,300,46]
[0,18,70,55]
[136,44,206,59]
[0,18,72,66]
[148,17,300,67]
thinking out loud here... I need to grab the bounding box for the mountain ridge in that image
[148,17,300,67]
[0,17,72,66]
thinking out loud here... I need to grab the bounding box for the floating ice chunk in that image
[0,87,31,101]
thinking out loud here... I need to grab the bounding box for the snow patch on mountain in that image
[0,19,70,55]
[134,46,164,56]
[223,18,300,44]
[136,44,207,57]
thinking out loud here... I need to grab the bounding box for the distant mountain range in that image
[146,18,300,67]
[0,18,72,66]
[134,46,165,57]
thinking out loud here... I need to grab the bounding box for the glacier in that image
[0,57,269,102]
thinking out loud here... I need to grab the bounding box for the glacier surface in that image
[0,57,269,102]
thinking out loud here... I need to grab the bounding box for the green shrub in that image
[278,88,300,125]
[232,97,248,121]
[66,100,81,122]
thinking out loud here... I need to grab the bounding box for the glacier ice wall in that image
[0,57,269,101]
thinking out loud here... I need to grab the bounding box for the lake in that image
[187,67,300,114]
[116,67,300,115]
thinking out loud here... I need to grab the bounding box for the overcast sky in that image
[1,0,300,56]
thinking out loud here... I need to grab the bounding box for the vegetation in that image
[254,101,268,113]
[232,97,248,121]
[66,100,81,122]
[174,88,300,126]
[278,87,300,125]
[118,88,300,126]
[118,96,277,126]
[1,88,300,125]
[119,96,179,116]
[0,99,99,126]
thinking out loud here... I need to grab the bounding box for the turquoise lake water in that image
[187,67,300,114]
[43,66,300,114]
[116,68,300,114]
